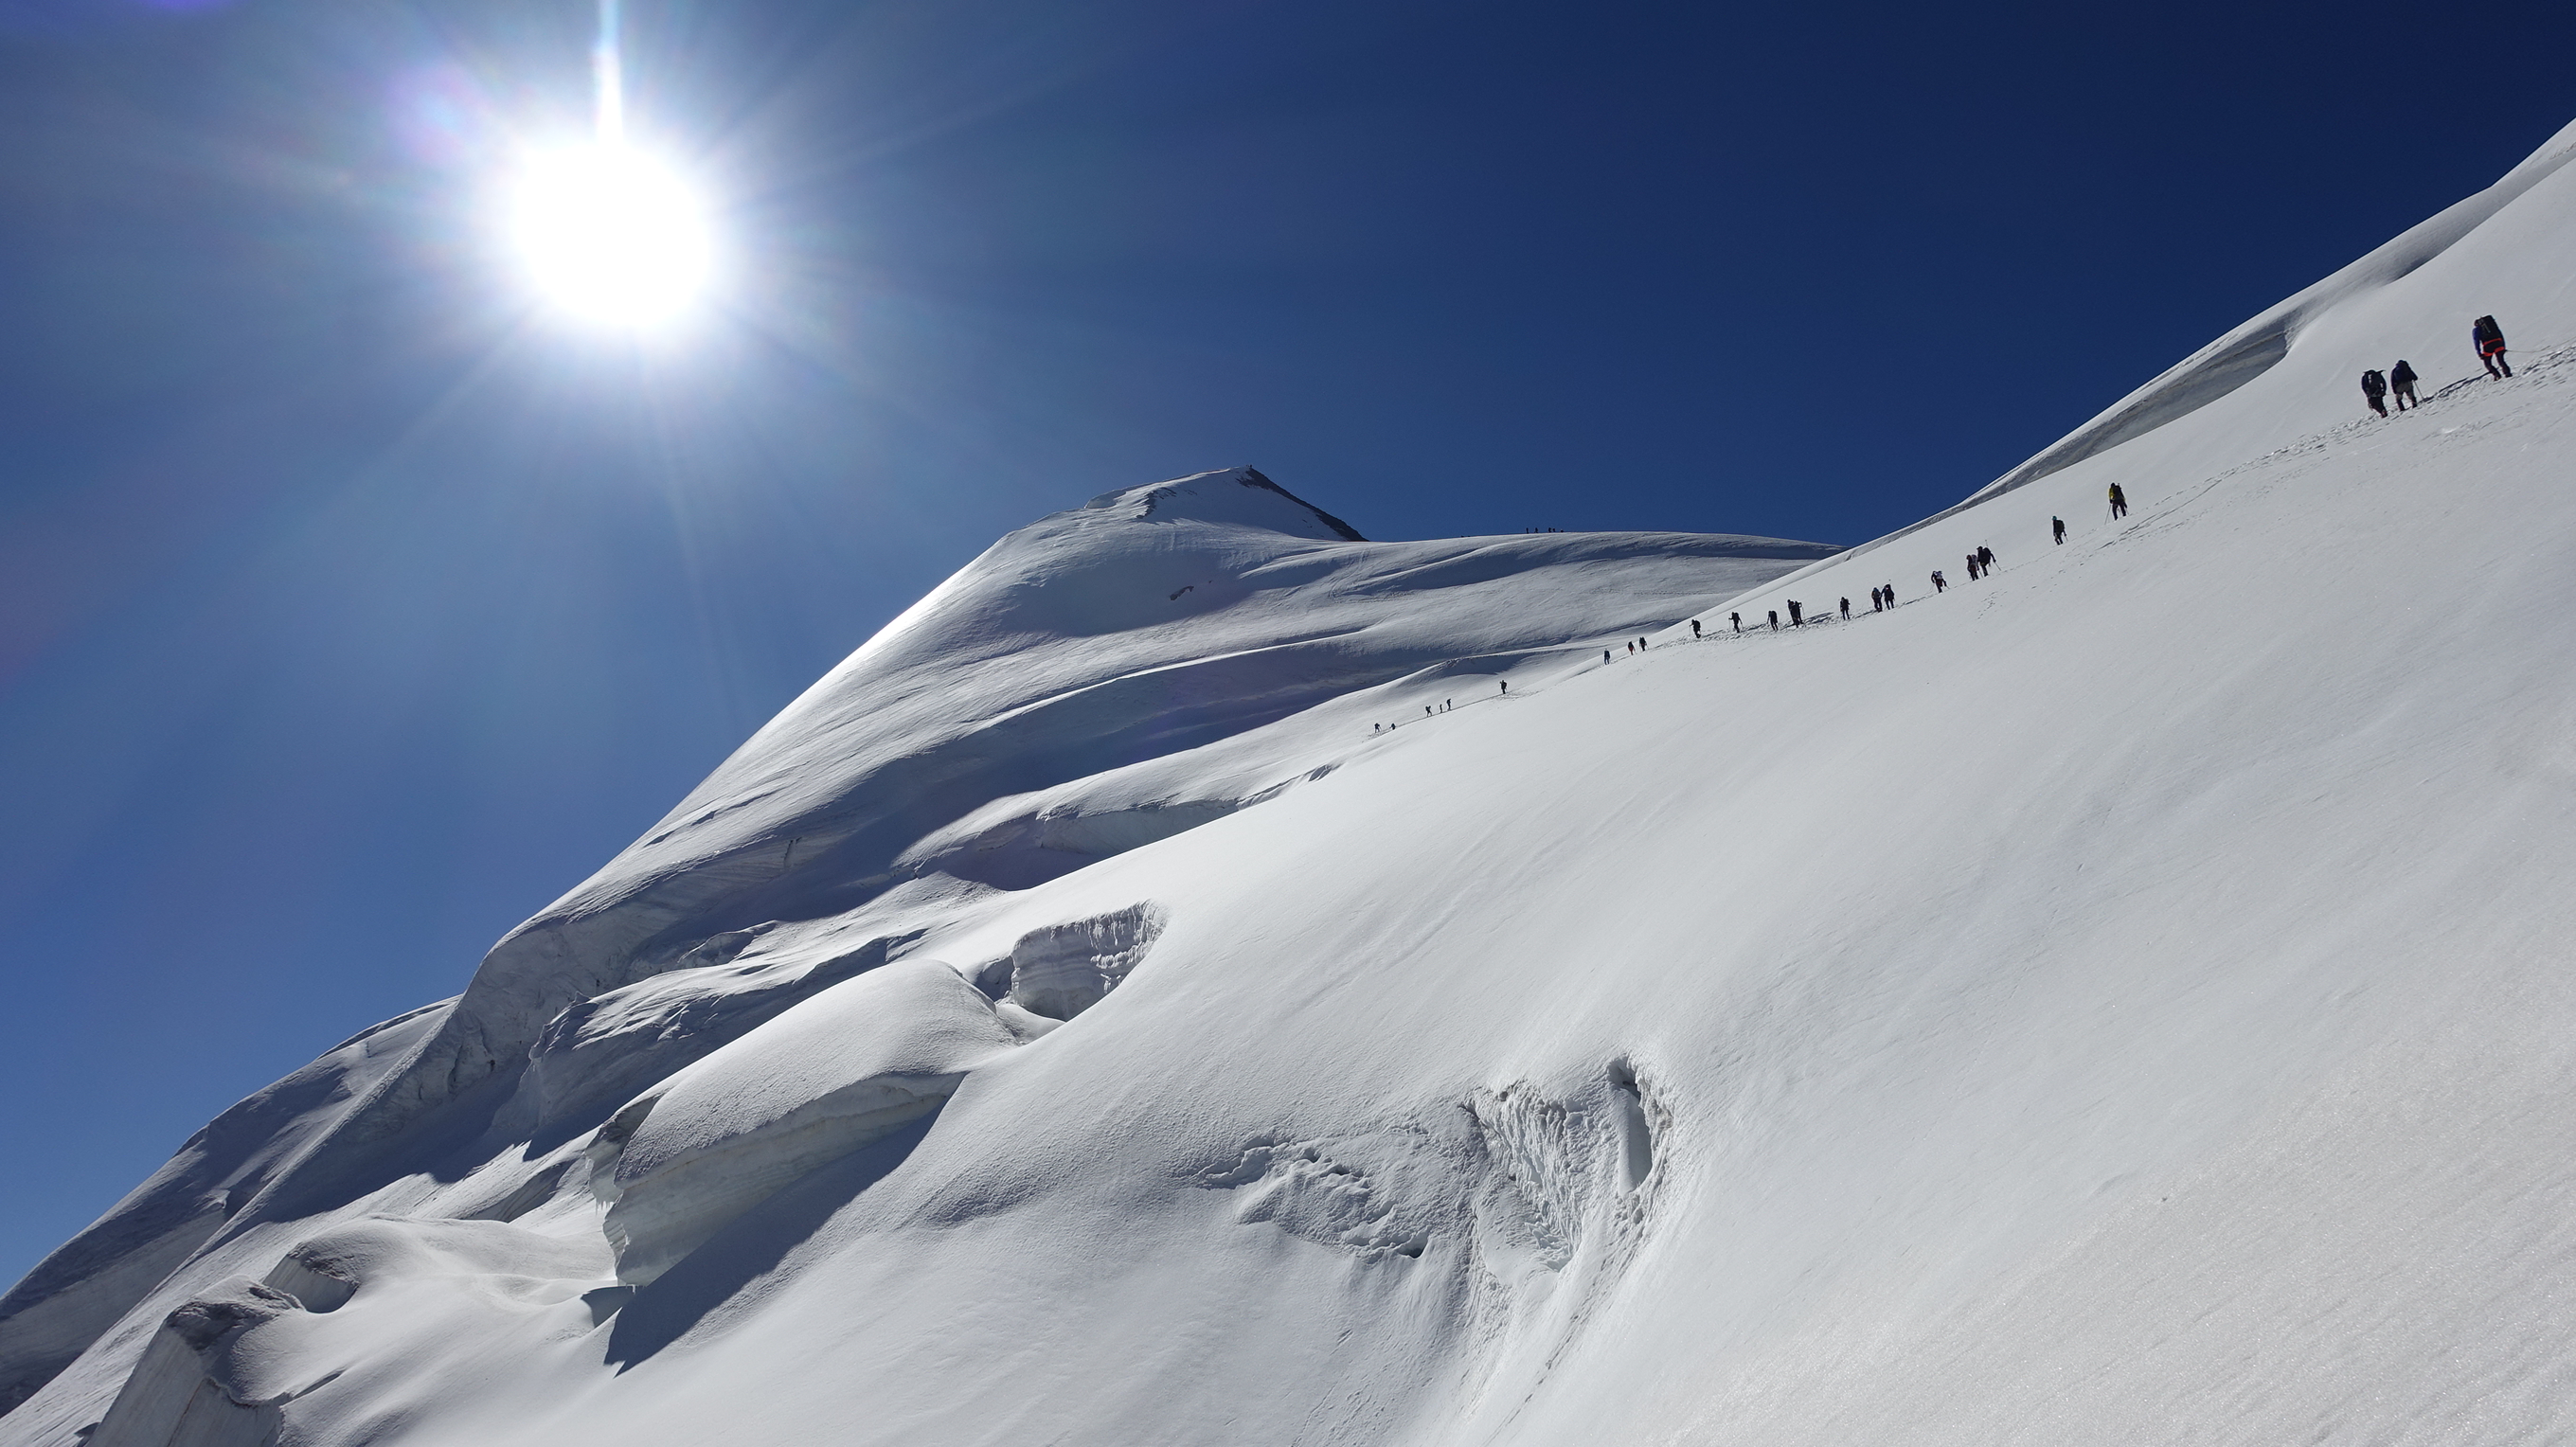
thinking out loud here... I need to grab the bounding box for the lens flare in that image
[510,143,712,328]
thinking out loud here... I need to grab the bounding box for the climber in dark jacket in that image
[1931,570,1946,593]
[2108,483,2128,519]
[1730,612,1742,634]
[1786,600,1803,626]
[2361,368,2388,418]
[2390,360,2420,410]
[2474,315,2512,379]
[2052,516,2066,545]
[1977,545,1995,572]
[1839,597,1851,619]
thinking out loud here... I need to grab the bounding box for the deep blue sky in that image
[3,0,2570,1287]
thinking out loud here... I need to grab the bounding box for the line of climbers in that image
[2360,314,2512,419]
[1397,349,2495,734]
[1708,498,2119,635]
[1391,321,2529,737]
[1396,501,2109,735]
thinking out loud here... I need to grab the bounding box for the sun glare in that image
[511,143,713,328]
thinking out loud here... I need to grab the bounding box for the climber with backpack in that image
[2474,315,2512,379]
[2361,368,2388,418]
[2389,359,2420,410]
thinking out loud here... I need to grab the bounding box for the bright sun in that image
[510,143,713,327]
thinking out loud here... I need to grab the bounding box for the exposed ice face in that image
[1001,904,1165,1021]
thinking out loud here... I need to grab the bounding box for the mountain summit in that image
[1076,465,1368,541]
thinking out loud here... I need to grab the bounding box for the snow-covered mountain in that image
[8,116,2576,1447]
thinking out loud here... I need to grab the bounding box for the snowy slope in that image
[9,117,2576,1447]
[0,467,1834,1431]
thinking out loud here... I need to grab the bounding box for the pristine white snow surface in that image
[9,116,2576,1447]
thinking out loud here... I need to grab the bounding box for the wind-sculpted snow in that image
[14,116,2576,1447]
[277,471,1834,1192]
[0,1001,447,1419]
[585,958,1018,1285]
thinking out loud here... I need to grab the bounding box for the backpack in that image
[2363,369,2386,393]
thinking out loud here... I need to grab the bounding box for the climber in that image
[2052,516,2066,545]
[2361,368,2388,418]
[2390,359,2420,410]
[1966,554,1980,581]
[1767,610,1779,630]
[1730,612,1742,634]
[1786,600,1804,626]
[1932,570,1946,593]
[2108,483,2128,519]
[1870,586,1884,613]
[2474,315,2512,378]
[1977,545,1995,572]
[1500,679,1509,694]
[1691,618,1703,639]
[1839,597,1851,619]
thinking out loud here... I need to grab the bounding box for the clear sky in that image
[2,0,2570,1288]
